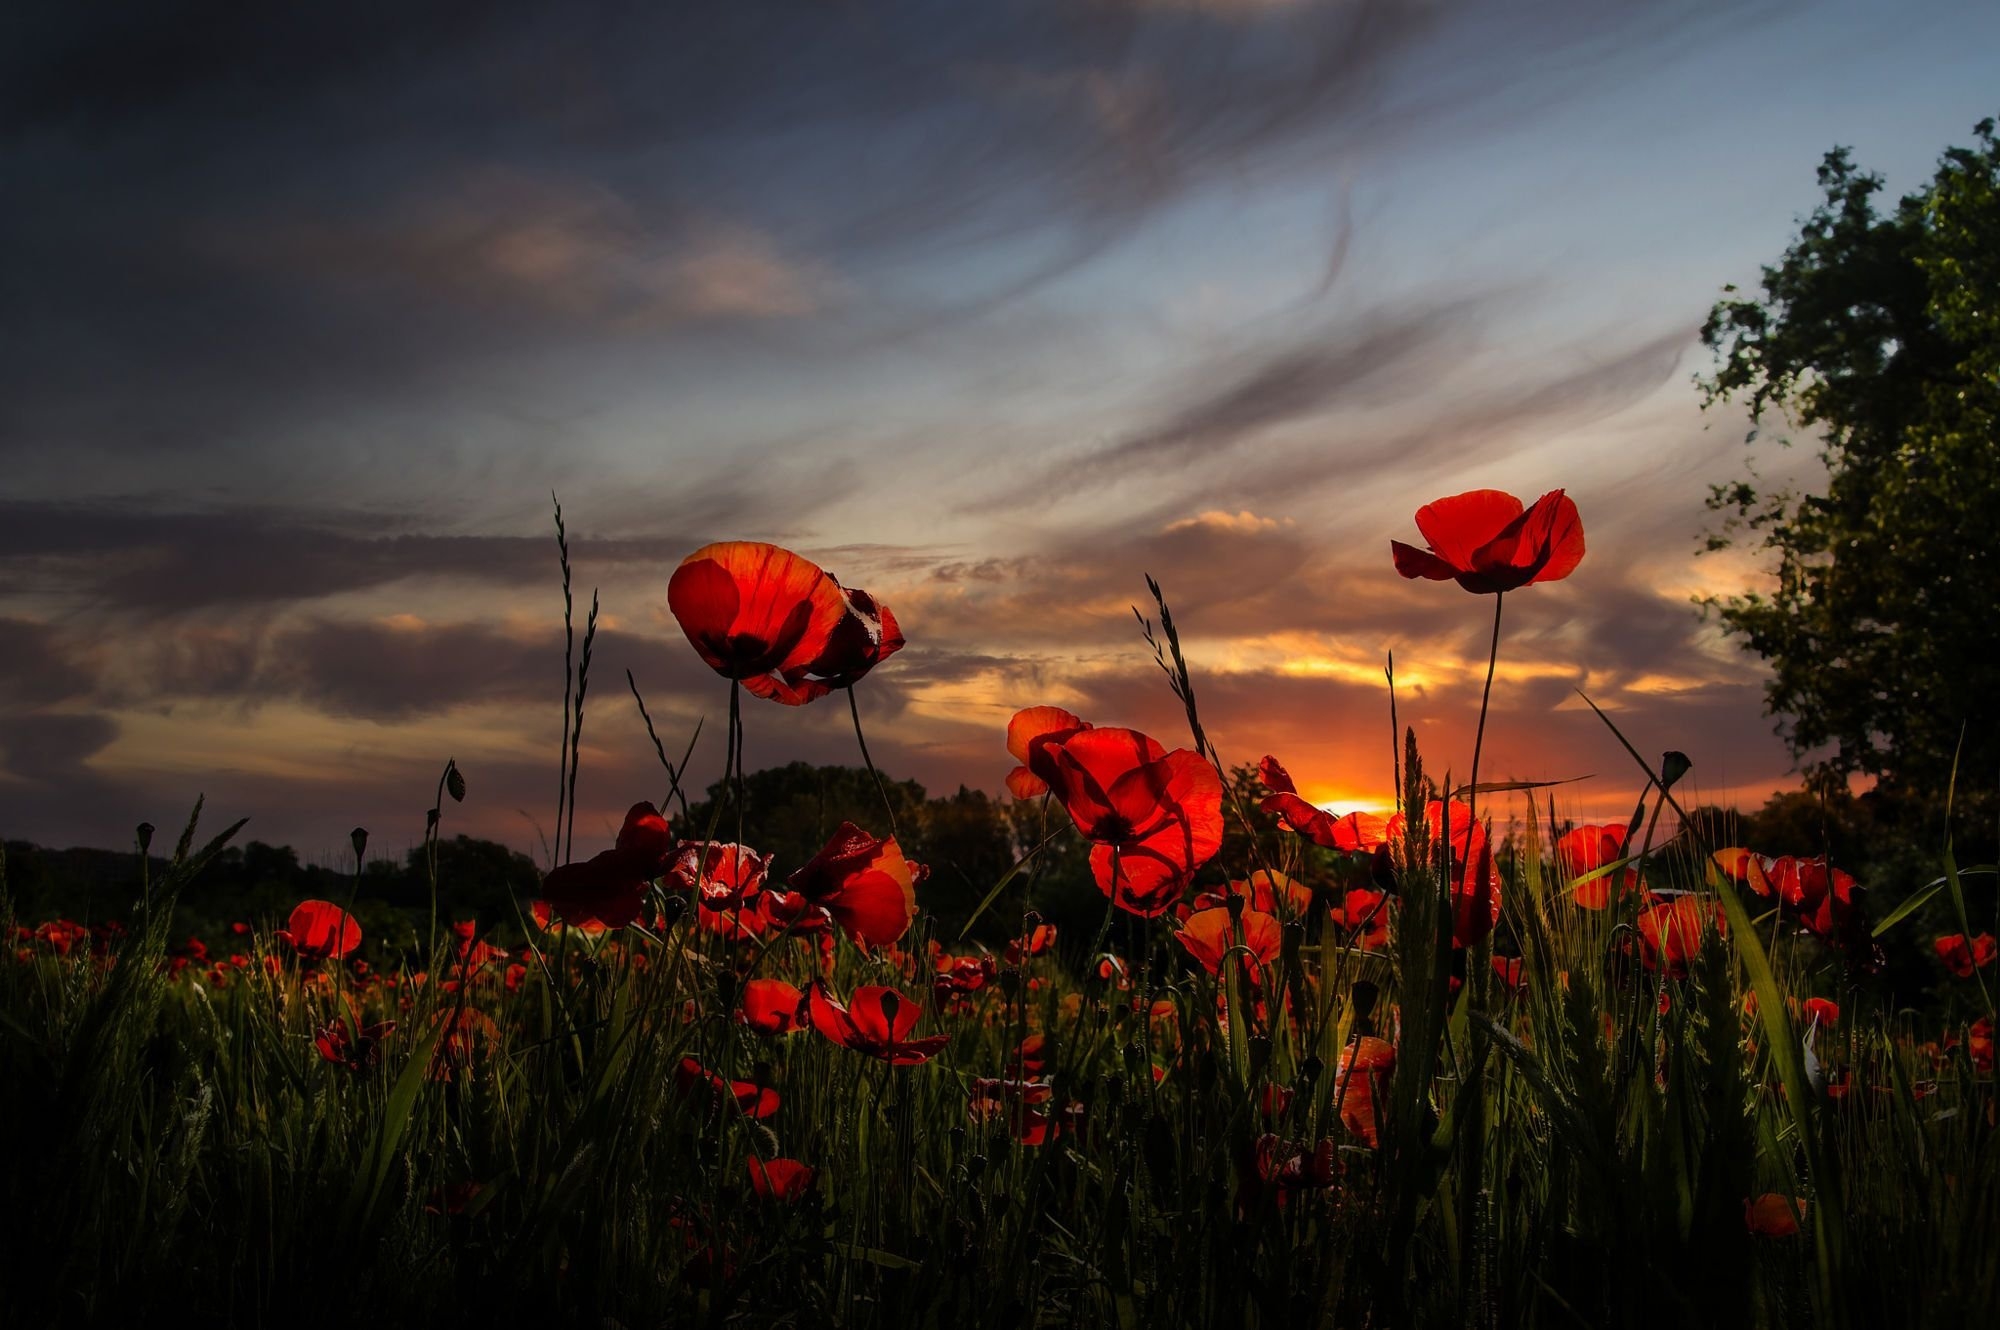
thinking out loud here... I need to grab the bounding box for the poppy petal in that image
[1412,490,1524,570]
[1390,540,1462,582]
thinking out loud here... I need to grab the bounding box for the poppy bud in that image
[136,822,155,853]
[350,827,368,861]
[426,807,441,829]
[1298,1054,1324,1088]
[1226,892,1246,922]
[999,968,1021,998]
[966,1154,988,1181]
[948,1126,967,1154]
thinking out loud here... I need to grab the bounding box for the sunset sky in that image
[4,1,1996,862]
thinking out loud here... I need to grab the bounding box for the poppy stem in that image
[1466,592,1505,836]
[729,679,746,851]
[847,686,899,839]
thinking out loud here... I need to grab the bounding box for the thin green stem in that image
[847,685,900,839]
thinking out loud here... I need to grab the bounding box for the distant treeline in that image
[2,763,1974,998]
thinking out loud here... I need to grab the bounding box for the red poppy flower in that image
[1039,727,1223,917]
[1492,956,1526,995]
[737,979,805,1034]
[667,839,771,909]
[1333,1036,1396,1148]
[675,1056,780,1119]
[534,802,676,931]
[1755,855,1856,913]
[1390,488,1585,594]
[1386,800,1501,948]
[1003,705,1092,799]
[1004,923,1057,965]
[746,1156,817,1202]
[425,1182,486,1217]
[779,823,917,949]
[970,1076,1057,1144]
[1174,907,1282,979]
[1192,870,1313,920]
[1327,888,1392,950]
[1744,1194,1806,1237]
[695,888,779,942]
[933,951,998,995]
[745,583,905,705]
[1936,932,1999,978]
[1255,756,1387,852]
[1010,1033,1050,1077]
[276,900,362,961]
[806,983,949,1065]
[314,1015,395,1072]
[427,1007,499,1082]
[1633,894,1726,977]
[1802,997,1839,1027]
[1556,823,1634,910]
[1246,1134,1338,1204]
[667,541,850,682]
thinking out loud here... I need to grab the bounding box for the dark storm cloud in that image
[0,618,94,708]
[0,500,772,613]
[0,710,118,780]
[980,297,1485,508]
[1139,325,1694,523]
[2,1,1769,486]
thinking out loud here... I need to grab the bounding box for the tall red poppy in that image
[535,802,677,931]
[746,1157,817,1202]
[1175,906,1283,979]
[674,1056,780,1119]
[1041,726,1223,917]
[314,1015,395,1072]
[667,541,849,682]
[969,1076,1058,1145]
[1386,800,1501,948]
[745,583,905,705]
[1390,489,1585,594]
[1193,870,1312,920]
[738,979,805,1034]
[1744,1194,1806,1236]
[1327,888,1392,950]
[667,840,772,910]
[1556,823,1634,910]
[806,983,950,1065]
[1003,705,1092,799]
[1936,932,1998,978]
[277,900,362,961]
[1256,755,1387,852]
[1333,1036,1395,1148]
[773,823,917,949]
[1633,894,1726,977]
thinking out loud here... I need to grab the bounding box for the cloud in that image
[0,710,119,782]
[0,1,1819,852]
[0,618,94,708]
[0,496,858,614]
[233,172,833,329]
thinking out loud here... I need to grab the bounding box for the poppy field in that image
[2,491,1995,1328]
